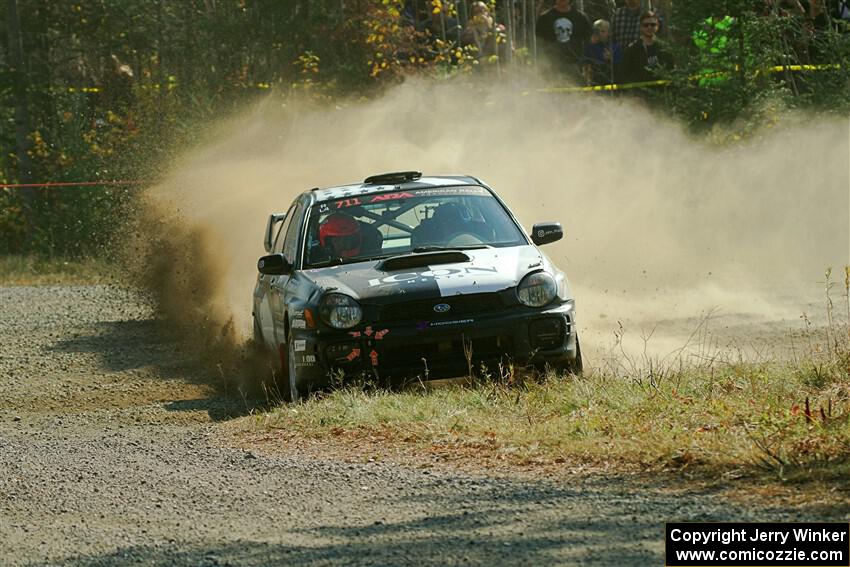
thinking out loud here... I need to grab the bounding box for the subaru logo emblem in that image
[433,303,451,313]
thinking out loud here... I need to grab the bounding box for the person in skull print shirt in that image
[536,0,592,71]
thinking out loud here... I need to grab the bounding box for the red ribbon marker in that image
[0,180,147,189]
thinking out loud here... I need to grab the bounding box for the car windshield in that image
[303,186,527,268]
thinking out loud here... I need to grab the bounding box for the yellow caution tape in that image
[533,79,669,94]
[65,82,273,93]
[63,63,842,95]
[760,63,842,74]
[536,62,843,94]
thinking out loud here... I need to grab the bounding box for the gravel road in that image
[0,285,836,566]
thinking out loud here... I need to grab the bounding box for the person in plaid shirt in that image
[612,0,665,49]
[612,0,642,48]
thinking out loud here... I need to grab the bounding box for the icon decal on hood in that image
[368,266,498,287]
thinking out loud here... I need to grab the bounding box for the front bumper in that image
[290,301,578,386]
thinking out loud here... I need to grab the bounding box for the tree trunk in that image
[6,0,37,227]
[156,0,165,136]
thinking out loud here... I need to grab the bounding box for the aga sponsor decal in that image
[368,266,498,287]
[295,354,316,368]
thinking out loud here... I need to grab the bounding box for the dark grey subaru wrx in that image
[252,171,581,401]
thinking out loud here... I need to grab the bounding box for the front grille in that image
[379,334,513,376]
[529,318,565,350]
[378,293,504,323]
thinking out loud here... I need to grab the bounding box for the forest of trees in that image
[1,0,848,257]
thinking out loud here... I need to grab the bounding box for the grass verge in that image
[249,349,850,486]
[247,269,850,487]
[0,255,116,286]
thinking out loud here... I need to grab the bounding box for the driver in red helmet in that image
[319,213,362,258]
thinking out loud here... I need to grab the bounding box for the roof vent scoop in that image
[380,251,469,271]
[364,171,422,185]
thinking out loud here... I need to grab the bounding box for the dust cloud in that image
[136,79,850,367]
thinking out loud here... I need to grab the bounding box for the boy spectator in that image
[582,19,623,85]
[536,0,592,69]
[621,11,673,83]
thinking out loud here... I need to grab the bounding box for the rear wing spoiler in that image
[263,212,287,253]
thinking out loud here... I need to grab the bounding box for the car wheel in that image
[283,334,303,403]
[547,335,583,377]
[567,336,583,376]
[252,315,265,351]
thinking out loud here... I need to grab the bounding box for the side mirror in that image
[264,213,287,253]
[258,253,291,276]
[531,222,563,246]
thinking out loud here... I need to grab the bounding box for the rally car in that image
[253,171,581,400]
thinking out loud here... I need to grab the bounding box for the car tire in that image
[252,315,265,351]
[282,334,304,403]
[253,315,287,395]
[567,336,583,376]
[547,335,583,377]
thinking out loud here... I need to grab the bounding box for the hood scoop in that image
[379,251,470,272]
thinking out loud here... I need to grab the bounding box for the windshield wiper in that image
[412,245,491,253]
[308,257,344,269]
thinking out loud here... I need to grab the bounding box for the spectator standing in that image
[612,0,666,48]
[621,11,673,83]
[611,0,642,47]
[536,0,592,72]
[582,19,622,85]
[800,0,831,60]
[831,0,850,30]
[461,1,504,60]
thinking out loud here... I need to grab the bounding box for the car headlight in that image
[517,272,557,307]
[319,293,363,329]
